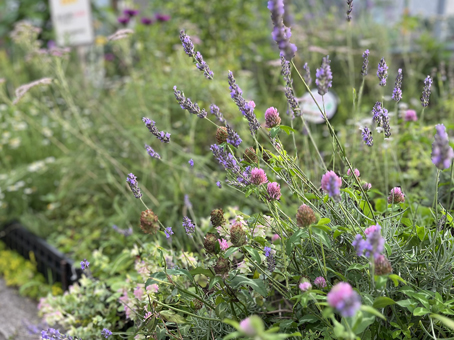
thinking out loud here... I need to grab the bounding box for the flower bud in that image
[214,257,230,275]
[216,126,228,144]
[374,255,393,275]
[210,208,226,227]
[192,298,203,310]
[243,147,258,164]
[204,233,219,254]
[296,204,317,228]
[140,209,159,235]
[230,222,247,247]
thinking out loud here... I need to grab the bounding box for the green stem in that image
[154,300,221,322]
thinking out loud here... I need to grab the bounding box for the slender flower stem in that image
[434,169,441,222]
[154,300,221,322]
[421,107,426,124]
[357,78,366,116]
[309,227,326,277]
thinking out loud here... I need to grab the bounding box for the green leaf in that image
[318,218,331,225]
[413,307,430,316]
[228,275,268,297]
[416,226,425,241]
[209,276,223,290]
[279,125,297,135]
[244,246,261,264]
[373,297,396,309]
[299,315,319,324]
[360,305,386,320]
[224,247,239,258]
[323,195,329,203]
[396,299,413,308]
[389,274,406,287]
[311,224,331,232]
[346,263,368,272]
[160,310,187,323]
[270,126,280,138]
[190,267,214,278]
[430,314,454,331]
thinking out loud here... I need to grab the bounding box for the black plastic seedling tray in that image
[0,220,82,290]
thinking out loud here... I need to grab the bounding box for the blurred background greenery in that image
[0,0,453,288]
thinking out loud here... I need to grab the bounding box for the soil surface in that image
[0,279,41,340]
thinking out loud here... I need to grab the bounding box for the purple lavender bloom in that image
[182,216,196,235]
[80,259,89,270]
[189,159,194,167]
[361,50,369,76]
[184,194,192,209]
[382,110,391,138]
[117,16,130,25]
[164,227,174,238]
[173,86,208,118]
[126,173,142,198]
[264,246,272,257]
[210,144,241,174]
[101,328,112,338]
[353,225,384,260]
[123,9,139,17]
[281,52,300,116]
[226,124,242,147]
[237,166,252,185]
[316,55,333,96]
[421,75,433,107]
[327,282,361,317]
[303,62,312,87]
[142,117,171,143]
[372,102,383,125]
[392,69,403,102]
[361,127,373,146]
[156,13,171,22]
[377,58,388,86]
[216,181,222,188]
[179,30,213,80]
[321,171,342,201]
[228,71,260,134]
[346,0,353,21]
[41,328,64,339]
[141,17,154,25]
[145,144,161,159]
[210,104,224,122]
[268,0,297,61]
[431,124,454,170]
[112,225,133,236]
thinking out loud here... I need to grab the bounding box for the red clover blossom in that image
[314,276,327,288]
[265,107,281,128]
[126,173,142,198]
[421,75,432,107]
[268,0,297,61]
[321,171,342,201]
[431,124,454,169]
[388,187,405,203]
[228,71,260,134]
[327,282,361,317]
[142,117,171,143]
[316,55,333,96]
[267,182,282,200]
[377,57,388,86]
[173,86,207,118]
[250,168,268,185]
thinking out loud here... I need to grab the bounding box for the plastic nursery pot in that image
[0,220,82,291]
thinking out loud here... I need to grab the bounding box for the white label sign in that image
[298,89,338,124]
[49,0,94,46]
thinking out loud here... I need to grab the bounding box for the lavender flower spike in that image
[431,124,454,170]
[361,50,369,76]
[228,71,260,134]
[268,0,297,61]
[173,86,207,118]
[226,124,242,147]
[179,30,213,80]
[142,117,171,143]
[321,171,342,201]
[361,126,373,146]
[210,144,241,174]
[281,52,300,116]
[377,57,388,86]
[316,55,333,96]
[303,62,312,87]
[182,216,196,235]
[210,104,224,122]
[126,173,142,198]
[164,227,174,238]
[346,0,353,21]
[145,144,161,159]
[392,68,403,102]
[421,75,432,107]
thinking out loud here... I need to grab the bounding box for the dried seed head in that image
[140,209,159,235]
[230,222,247,247]
[204,233,219,254]
[216,127,228,144]
[296,204,317,228]
[243,147,258,164]
[210,208,226,227]
[214,257,230,275]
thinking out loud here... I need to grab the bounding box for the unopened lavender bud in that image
[392,69,403,102]
[421,75,433,107]
[296,204,317,228]
[316,55,333,96]
[361,50,369,76]
[230,222,247,246]
[210,104,224,122]
[140,209,159,235]
[346,0,353,21]
[126,173,142,198]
